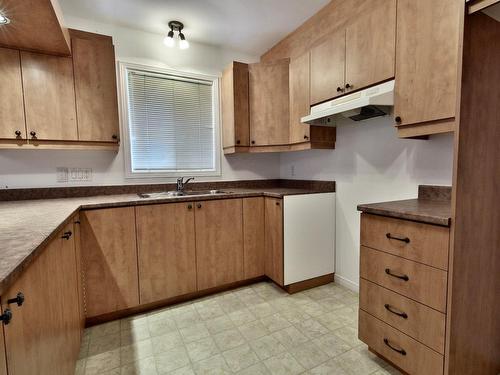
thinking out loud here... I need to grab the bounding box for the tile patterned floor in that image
[75,281,402,375]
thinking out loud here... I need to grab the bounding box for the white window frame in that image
[118,61,221,179]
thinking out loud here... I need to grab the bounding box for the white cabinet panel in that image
[284,193,335,285]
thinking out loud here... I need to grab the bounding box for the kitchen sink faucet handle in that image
[176,176,194,191]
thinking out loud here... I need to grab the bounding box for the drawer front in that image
[361,213,449,270]
[360,246,447,312]
[359,310,444,375]
[359,279,446,354]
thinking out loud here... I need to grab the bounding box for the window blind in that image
[127,69,215,172]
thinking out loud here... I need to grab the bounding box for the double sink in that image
[138,190,232,199]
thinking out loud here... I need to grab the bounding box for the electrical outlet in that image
[56,167,69,183]
[291,165,296,177]
[69,168,93,182]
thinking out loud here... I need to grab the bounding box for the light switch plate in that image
[69,168,93,182]
[56,167,69,183]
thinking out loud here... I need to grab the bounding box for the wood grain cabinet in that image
[21,51,78,142]
[195,199,244,290]
[136,203,197,304]
[394,0,462,138]
[222,62,250,152]
[81,207,140,318]
[265,197,284,286]
[0,224,81,375]
[71,30,120,143]
[0,48,26,143]
[243,197,266,279]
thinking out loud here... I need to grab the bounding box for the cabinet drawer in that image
[361,214,449,270]
[359,279,445,354]
[359,310,444,375]
[360,246,447,312]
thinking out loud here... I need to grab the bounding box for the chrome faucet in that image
[176,177,194,192]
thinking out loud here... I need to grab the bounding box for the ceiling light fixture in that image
[0,12,10,25]
[164,21,189,50]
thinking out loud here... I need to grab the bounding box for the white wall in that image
[279,117,454,290]
[0,17,280,189]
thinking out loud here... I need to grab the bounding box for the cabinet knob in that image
[345,83,352,89]
[30,131,37,138]
[197,203,202,209]
[61,231,72,240]
[251,140,255,145]
[14,130,22,137]
[236,140,241,145]
[395,116,402,124]
[304,135,309,140]
[275,201,280,206]
[112,134,118,140]
[0,309,12,325]
[336,87,344,93]
[7,292,25,307]
[187,204,193,210]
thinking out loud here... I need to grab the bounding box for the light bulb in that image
[179,33,189,49]
[0,13,10,25]
[163,30,175,47]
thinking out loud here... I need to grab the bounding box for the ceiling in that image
[58,0,330,56]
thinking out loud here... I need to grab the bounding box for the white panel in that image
[284,193,335,285]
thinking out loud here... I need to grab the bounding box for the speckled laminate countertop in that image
[0,186,334,295]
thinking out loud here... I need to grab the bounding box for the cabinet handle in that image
[197,203,202,209]
[386,233,410,243]
[251,140,256,145]
[0,309,12,325]
[383,338,406,356]
[30,131,37,138]
[395,116,402,124]
[61,231,72,240]
[7,292,25,307]
[336,87,344,93]
[112,134,118,140]
[345,83,352,89]
[187,204,193,210]
[236,140,241,145]
[275,201,280,206]
[304,135,309,140]
[15,130,22,138]
[384,304,408,319]
[385,268,409,281]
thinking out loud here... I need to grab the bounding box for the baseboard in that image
[284,273,335,294]
[334,274,359,293]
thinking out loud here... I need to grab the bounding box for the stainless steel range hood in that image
[301,80,394,126]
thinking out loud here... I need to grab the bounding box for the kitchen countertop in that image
[0,185,334,295]
[357,185,452,227]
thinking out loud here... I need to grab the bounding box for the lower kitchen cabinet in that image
[243,197,266,279]
[265,197,284,286]
[136,203,197,304]
[195,199,244,290]
[0,323,5,375]
[81,207,140,317]
[0,223,81,375]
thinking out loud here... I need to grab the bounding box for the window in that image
[119,62,220,178]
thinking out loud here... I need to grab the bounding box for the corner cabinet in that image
[394,0,463,138]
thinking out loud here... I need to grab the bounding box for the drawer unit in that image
[360,246,447,312]
[359,310,444,375]
[361,213,449,270]
[359,279,446,353]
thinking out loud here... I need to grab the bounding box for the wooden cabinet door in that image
[310,29,346,105]
[222,61,249,149]
[394,0,461,127]
[289,52,311,144]
[243,198,265,279]
[81,207,139,317]
[73,214,86,332]
[195,199,244,290]
[1,227,80,375]
[0,323,6,375]
[265,197,284,286]
[0,48,26,140]
[249,59,290,146]
[21,51,78,141]
[71,31,120,142]
[136,203,197,304]
[345,0,396,92]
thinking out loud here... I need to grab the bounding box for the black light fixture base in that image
[168,21,184,31]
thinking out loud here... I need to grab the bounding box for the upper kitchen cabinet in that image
[310,0,396,104]
[0,0,71,56]
[21,51,78,142]
[394,0,462,138]
[222,62,250,153]
[249,59,290,147]
[0,48,26,143]
[345,0,396,92]
[310,29,346,105]
[71,30,120,143]
[289,52,337,147]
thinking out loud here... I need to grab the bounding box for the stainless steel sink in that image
[138,190,231,198]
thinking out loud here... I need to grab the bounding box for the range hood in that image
[301,80,394,126]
